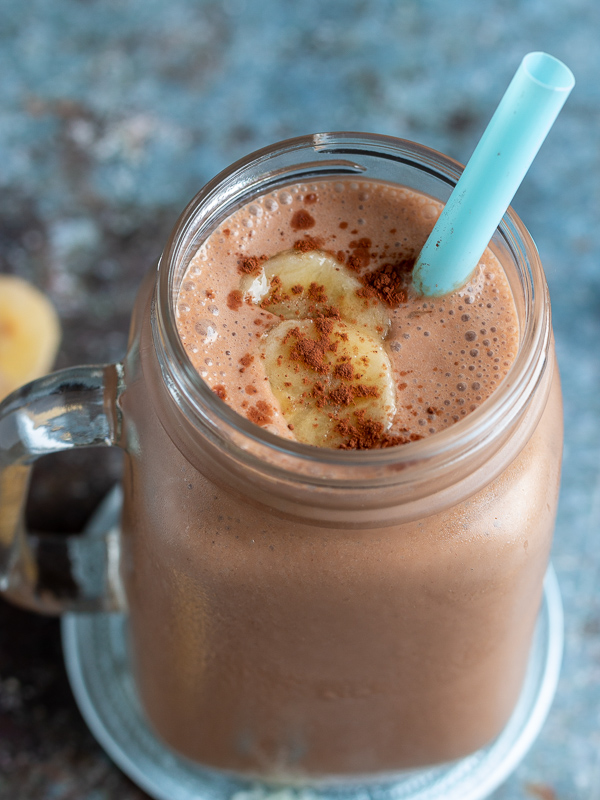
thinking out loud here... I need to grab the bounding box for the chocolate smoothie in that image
[176,181,519,447]
[119,141,562,780]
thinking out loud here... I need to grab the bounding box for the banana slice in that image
[242,248,399,447]
[0,275,61,400]
[261,318,396,447]
[241,249,390,335]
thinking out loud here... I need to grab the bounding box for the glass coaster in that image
[62,488,563,800]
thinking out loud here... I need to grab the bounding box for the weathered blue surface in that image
[1,1,599,798]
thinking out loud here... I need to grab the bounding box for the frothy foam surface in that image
[176,180,518,446]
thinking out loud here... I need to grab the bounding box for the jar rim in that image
[152,132,550,491]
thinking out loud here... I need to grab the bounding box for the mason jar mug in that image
[0,134,563,781]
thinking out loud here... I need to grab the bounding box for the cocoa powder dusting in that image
[280,317,390,446]
[354,384,381,399]
[336,410,420,450]
[248,400,274,426]
[333,361,354,381]
[327,384,379,407]
[213,385,227,401]
[290,209,316,231]
[294,235,322,252]
[346,238,372,271]
[336,411,383,450]
[360,258,415,307]
[427,406,443,416]
[307,282,328,304]
[262,275,290,307]
[238,255,266,275]
[314,316,336,339]
[239,352,254,373]
[287,327,331,375]
[227,290,243,310]
[325,385,355,407]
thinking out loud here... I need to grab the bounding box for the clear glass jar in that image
[0,134,562,781]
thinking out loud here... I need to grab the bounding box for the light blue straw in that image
[412,52,575,297]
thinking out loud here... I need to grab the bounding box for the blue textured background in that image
[0,2,598,798]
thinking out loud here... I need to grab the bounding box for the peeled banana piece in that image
[0,275,61,401]
[241,248,390,334]
[240,248,397,447]
[261,318,396,447]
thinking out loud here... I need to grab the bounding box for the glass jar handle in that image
[0,364,125,614]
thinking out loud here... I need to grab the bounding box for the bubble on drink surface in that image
[248,204,263,218]
[178,303,190,314]
[194,320,218,343]
[182,281,196,292]
[208,305,219,316]
[264,198,278,212]
[279,191,293,205]
[422,204,440,220]
[390,341,402,352]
